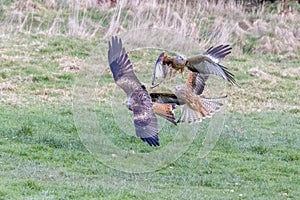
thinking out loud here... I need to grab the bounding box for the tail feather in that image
[178,104,203,123]
[178,96,225,124]
[152,102,177,125]
[200,97,224,115]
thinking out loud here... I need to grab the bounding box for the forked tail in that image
[178,96,225,123]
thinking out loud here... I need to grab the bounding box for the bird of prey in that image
[150,61,228,123]
[108,36,177,146]
[152,44,236,87]
[151,44,235,123]
[150,89,225,124]
[174,84,225,123]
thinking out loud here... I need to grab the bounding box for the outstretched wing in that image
[132,89,159,146]
[152,52,170,86]
[186,45,236,85]
[108,36,159,147]
[204,44,232,64]
[108,36,142,96]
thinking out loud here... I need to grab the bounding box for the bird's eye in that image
[176,56,182,60]
[175,55,185,62]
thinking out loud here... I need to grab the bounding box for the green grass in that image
[0,0,300,199]
[1,106,299,199]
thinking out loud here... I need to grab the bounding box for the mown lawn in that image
[1,1,300,199]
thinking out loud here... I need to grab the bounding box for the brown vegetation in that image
[1,0,299,55]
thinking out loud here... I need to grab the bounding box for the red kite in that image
[150,90,225,124]
[108,36,176,146]
[151,44,235,123]
[152,45,236,87]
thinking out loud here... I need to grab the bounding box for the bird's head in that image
[173,55,187,65]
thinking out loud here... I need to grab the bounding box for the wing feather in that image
[152,52,169,86]
[186,44,236,85]
[150,92,185,105]
[132,90,159,146]
[205,44,232,63]
[108,36,142,96]
[152,102,177,125]
[108,36,159,146]
[187,56,236,85]
[177,96,225,123]
[187,72,208,95]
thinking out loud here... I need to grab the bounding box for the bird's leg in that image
[180,68,185,79]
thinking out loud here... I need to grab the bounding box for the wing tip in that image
[217,63,238,86]
[141,136,160,147]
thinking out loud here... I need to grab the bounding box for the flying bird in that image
[150,90,225,124]
[108,36,177,146]
[152,44,236,87]
[151,67,227,123]
[151,44,235,123]
[174,84,225,123]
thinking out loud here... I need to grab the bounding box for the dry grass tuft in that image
[1,1,299,54]
[0,81,17,92]
[247,67,279,84]
[104,0,300,54]
[57,56,83,73]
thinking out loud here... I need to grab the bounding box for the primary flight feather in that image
[108,36,177,146]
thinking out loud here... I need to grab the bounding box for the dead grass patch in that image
[226,64,299,113]
[281,67,300,78]
[2,1,300,54]
[103,0,300,55]
[56,56,83,73]
[34,87,72,100]
[247,68,279,84]
[0,81,17,92]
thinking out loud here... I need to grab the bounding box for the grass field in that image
[0,1,300,199]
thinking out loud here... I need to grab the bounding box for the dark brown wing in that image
[150,92,185,105]
[108,36,142,96]
[187,45,236,85]
[108,36,159,146]
[205,44,232,63]
[131,89,159,146]
[186,72,208,95]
